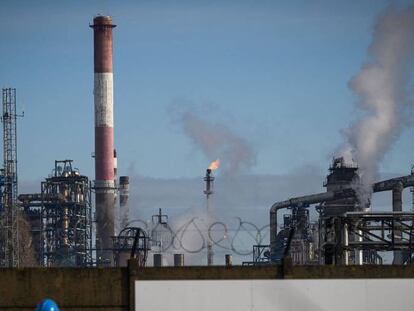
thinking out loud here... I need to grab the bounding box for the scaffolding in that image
[40,160,92,266]
[0,88,19,267]
[318,212,413,265]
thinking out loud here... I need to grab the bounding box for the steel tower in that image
[1,88,19,267]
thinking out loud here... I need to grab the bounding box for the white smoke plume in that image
[170,104,256,175]
[338,5,414,205]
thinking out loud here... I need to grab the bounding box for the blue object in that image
[36,299,59,311]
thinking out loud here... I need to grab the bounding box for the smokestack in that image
[113,149,118,190]
[90,16,116,265]
[119,176,130,230]
[204,168,214,266]
[113,149,118,213]
[204,169,214,197]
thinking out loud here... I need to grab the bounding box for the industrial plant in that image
[0,14,413,270]
[267,157,414,266]
[0,3,414,311]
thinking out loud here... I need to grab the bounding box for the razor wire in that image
[125,217,270,256]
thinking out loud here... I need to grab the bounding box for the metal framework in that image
[317,212,414,265]
[253,245,270,263]
[40,160,92,266]
[242,245,271,266]
[0,88,19,267]
[204,169,214,266]
[112,227,149,267]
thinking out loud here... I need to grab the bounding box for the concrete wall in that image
[0,267,128,311]
[135,279,414,311]
[2,259,414,310]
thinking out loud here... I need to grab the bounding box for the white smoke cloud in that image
[169,103,256,175]
[338,5,414,204]
[127,167,325,265]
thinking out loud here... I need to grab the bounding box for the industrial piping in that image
[392,182,403,264]
[269,189,355,257]
[204,169,214,266]
[90,16,116,265]
[269,175,414,259]
[119,176,130,230]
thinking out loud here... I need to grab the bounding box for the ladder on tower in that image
[0,88,20,267]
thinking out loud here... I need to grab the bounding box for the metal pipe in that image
[174,254,184,267]
[18,193,66,202]
[153,254,162,267]
[270,189,354,257]
[91,16,116,265]
[225,254,232,266]
[62,207,69,247]
[119,176,129,230]
[355,226,363,266]
[113,149,118,204]
[269,175,414,263]
[373,175,414,192]
[343,223,349,265]
[204,169,214,266]
[392,182,403,264]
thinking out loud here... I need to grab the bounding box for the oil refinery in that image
[2,3,414,311]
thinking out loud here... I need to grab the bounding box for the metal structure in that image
[112,227,149,267]
[411,165,414,213]
[150,208,173,251]
[0,88,20,267]
[90,16,117,265]
[119,176,130,231]
[174,253,184,266]
[322,212,414,265]
[39,160,92,266]
[269,157,414,266]
[243,245,271,266]
[204,168,214,266]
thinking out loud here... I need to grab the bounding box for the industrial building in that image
[0,10,414,311]
[267,157,414,266]
[19,160,93,266]
[0,14,413,270]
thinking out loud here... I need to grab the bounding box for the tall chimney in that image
[119,176,130,230]
[90,16,116,265]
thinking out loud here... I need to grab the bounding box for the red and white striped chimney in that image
[91,16,116,265]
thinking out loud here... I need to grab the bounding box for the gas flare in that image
[208,159,220,171]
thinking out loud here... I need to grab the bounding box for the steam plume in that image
[338,5,414,204]
[172,106,256,174]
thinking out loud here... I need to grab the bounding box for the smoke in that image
[169,206,217,265]
[338,5,414,205]
[169,104,256,175]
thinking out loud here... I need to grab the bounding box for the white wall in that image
[135,279,414,311]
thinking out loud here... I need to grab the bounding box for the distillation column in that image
[91,16,116,265]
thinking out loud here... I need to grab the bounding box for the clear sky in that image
[1,0,414,183]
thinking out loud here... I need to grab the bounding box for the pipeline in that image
[269,174,414,260]
[373,175,414,192]
[270,189,355,257]
[18,193,66,202]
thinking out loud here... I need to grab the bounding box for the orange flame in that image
[208,159,220,170]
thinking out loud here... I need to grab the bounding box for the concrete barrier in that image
[2,259,414,310]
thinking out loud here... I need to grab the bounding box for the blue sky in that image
[1,0,414,183]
